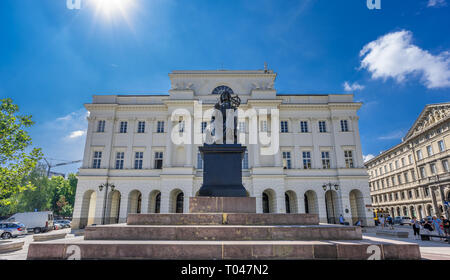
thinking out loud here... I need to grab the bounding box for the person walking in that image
[386,215,394,230]
[442,216,450,240]
[379,215,385,229]
[411,217,421,240]
[432,216,443,241]
[339,214,345,225]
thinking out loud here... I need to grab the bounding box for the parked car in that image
[5,211,54,234]
[0,222,27,239]
[55,220,71,228]
[394,216,412,225]
[53,221,64,230]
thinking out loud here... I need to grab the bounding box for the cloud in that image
[67,130,86,139]
[427,0,446,7]
[363,154,375,162]
[343,81,365,92]
[377,130,405,140]
[360,30,450,89]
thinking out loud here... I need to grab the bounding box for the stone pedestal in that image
[198,144,247,197]
[189,197,256,213]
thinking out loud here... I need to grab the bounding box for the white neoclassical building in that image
[72,68,374,229]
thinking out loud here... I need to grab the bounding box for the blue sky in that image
[0,0,449,174]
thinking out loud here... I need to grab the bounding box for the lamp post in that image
[322,182,339,224]
[99,182,115,225]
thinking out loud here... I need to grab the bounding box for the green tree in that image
[0,98,43,206]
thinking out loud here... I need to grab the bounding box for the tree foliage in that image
[0,98,43,206]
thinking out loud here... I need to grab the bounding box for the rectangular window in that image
[157,121,165,133]
[134,152,143,169]
[260,120,268,132]
[430,163,437,174]
[415,189,420,198]
[420,167,426,179]
[397,174,402,185]
[401,158,405,167]
[411,170,416,181]
[438,140,445,152]
[389,163,393,171]
[154,152,163,169]
[280,121,288,133]
[401,192,405,200]
[242,151,249,169]
[321,151,330,169]
[340,120,349,132]
[119,121,128,133]
[442,160,449,172]
[395,160,399,169]
[137,121,145,133]
[384,165,387,173]
[97,120,106,133]
[426,145,433,157]
[300,121,308,133]
[238,121,246,133]
[115,152,124,170]
[425,188,429,197]
[344,150,354,168]
[404,172,409,183]
[302,151,312,169]
[318,121,327,133]
[395,193,398,200]
[417,150,423,160]
[197,152,203,169]
[201,122,207,133]
[92,151,102,169]
[282,151,292,169]
[408,190,413,199]
[408,155,413,164]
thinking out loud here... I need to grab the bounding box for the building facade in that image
[72,69,374,229]
[366,103,450,220]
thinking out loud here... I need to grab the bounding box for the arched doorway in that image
[148,190,161,213]
[128,190,142,214]
[106,190,121,224]
[349,189,365,225]
[402,206,408,217]
[176,193,184,213]
[79,190,97,229]
[427,204,433,216]
[170,189,184,213]
[262,189,276,213]
[418,205,424,219]
[410,206,416,218]
[304,190,318,215]
[285,191,297,213]
[396,207,401,217]
[325,190,339,224]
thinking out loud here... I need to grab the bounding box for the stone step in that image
[84,224,362,241]
[26,238,421,260]
[127,213,319,226]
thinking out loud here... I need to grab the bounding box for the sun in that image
[91,0,135,19]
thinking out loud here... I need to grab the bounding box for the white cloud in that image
[67,130,86,139]
[363,154,375,162]
[377,130,405,140]
[360,30,450,89]
[343,81,365,92]
[427,0,446,7]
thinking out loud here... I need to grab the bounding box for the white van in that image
[6,211,54,234]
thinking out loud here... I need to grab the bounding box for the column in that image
[94,190,106,225]
[118,194,129,223]
[317,193,328,223]
[164,116,173,167]
[276,193,286,213]
[160,189,170,213]
[253,143,260,167]
[125,118,136,169]
[294,146,300,169]
[141,192,149,214]
[82,117,94,168]
[297,192,306,213]
[145,118,154,169]
[255,193,263,213]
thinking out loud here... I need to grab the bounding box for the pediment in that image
[404,103,450,140]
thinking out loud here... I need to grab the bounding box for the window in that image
[197,152,203,169]
[318,121,327,133]
[430,163,437,175]
[238,121,246,133]
[154,152,163,169]
[119,121,128,133]
[344,150,354,168]
[424,187,429,197]
[302,151,312,169]
[438,140,445,152]
[379,167,383,175]
[300,121,308,133]
[282,151,292,169]
[415,189,420,198]
[391,176,395,186]
[395,160,399,169]
[280,121,288,133]
[394,193,398,200]
[389,163,393,171]
[408,155,413,164]
[93,151,102,169]
[401,158,405,167]
[97,120,106,133]
[137,121,145,133]
[178,118,185,133]
[321,151,330,169]
[260,120,268,132]
[408,191,413,199]
[384,165,387,173]
[426,145,433,157]
[404,172,409,183]
[157,121,165,133]
[419,167,426,179]
[397,174,402,185]
[340,120,349,132]
[416,150,423,160]
[411,170,416,181]
[134,152,143,169]
[442,160,449,172]
[242,151,249,169]
[401,192,405,200]
[389,194,393,201]
[115,152,124,169]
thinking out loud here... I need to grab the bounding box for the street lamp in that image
[322,182,339,224]
[99,182,115,225]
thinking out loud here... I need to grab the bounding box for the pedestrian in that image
[386,215,394,230]
[339,214,345,225]
[379,215,385,229]
[442,216,450,239]
[411,217,421,240]
[354,220,362,226]
[432,216,443,240]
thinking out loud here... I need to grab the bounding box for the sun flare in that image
[91,0,135,18]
